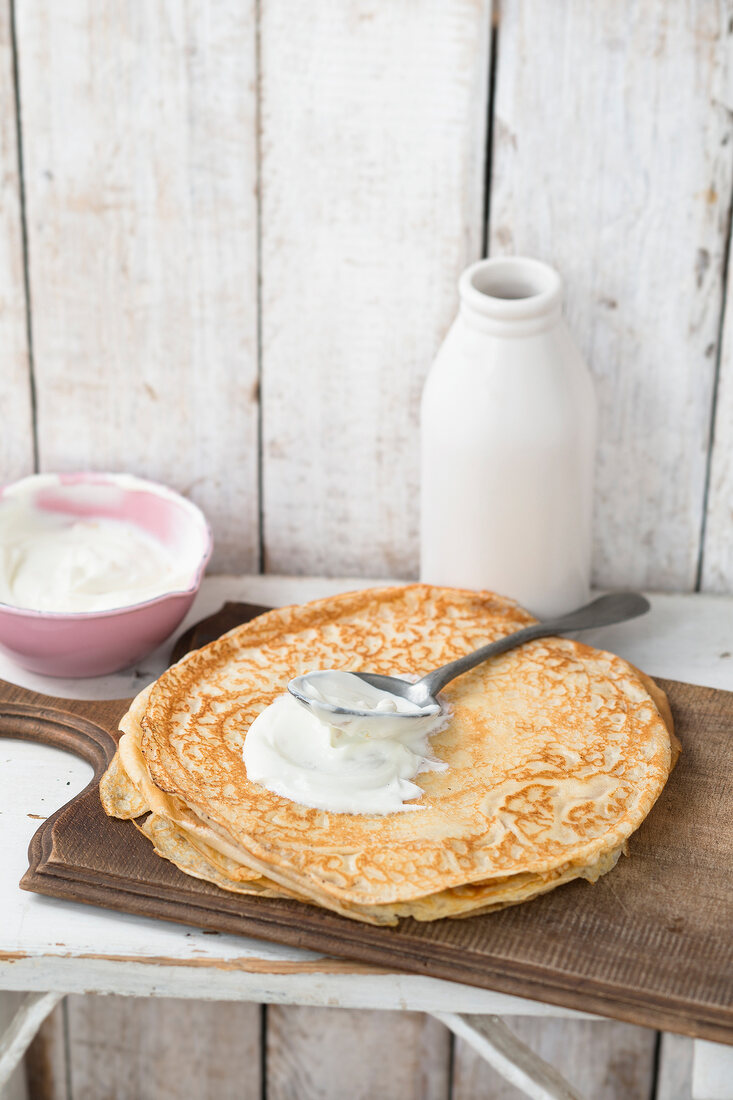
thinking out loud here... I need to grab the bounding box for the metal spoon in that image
[288,591,650,728]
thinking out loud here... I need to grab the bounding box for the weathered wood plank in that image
[701,210,733,593]
[0,992,29,1100]
[266,1006,450,1100]
[691,1039,733,1100]
[489,0,733,591]
[0,0,34,483]
[65,995,261,1100]
[23,1002,69,1100]
[259,0,491,576]
[451,1018,657,1100]
[656,1033,694,1100]
[438,1012,582,1099]
[0,993,63,1099]
[14,0,259,570]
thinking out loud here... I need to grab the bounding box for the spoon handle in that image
[417,592,650,699]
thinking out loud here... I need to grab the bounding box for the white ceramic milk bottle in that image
[420,256,596,618]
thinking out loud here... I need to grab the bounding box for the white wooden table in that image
[2,575,732,1100]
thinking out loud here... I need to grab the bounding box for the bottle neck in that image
[458,257,563,337]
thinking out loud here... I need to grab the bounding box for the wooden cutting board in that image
[4,602,733,1044]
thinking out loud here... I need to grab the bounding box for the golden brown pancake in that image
[99,585,676,923]
[102,724,628,925]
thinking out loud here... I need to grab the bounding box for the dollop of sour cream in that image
[0,495,192,613]
[242,670,449,815]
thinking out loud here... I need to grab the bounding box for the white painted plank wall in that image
[7,0,733,585]
[14,0,260,571]
[0,0,33,484]
[700,23,733,592]
[488,0,733,592]
[702,234,733,591]
[259,0,491,576]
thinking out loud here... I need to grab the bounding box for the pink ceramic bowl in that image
[0,472,213,677]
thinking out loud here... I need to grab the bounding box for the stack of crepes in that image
[100,585,678,926]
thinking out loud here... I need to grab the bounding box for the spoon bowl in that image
[287,669,441,738]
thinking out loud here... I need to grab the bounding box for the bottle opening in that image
[470,270,544,300]
[460,257,562,324]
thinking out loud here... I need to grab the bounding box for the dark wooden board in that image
[4,603,733,1044]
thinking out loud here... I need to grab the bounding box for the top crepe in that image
[137,584,675,910]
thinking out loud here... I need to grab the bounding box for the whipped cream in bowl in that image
[0,497,193,614]
[0,472,212,677]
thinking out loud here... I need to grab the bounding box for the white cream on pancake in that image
[243,678,448,814]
